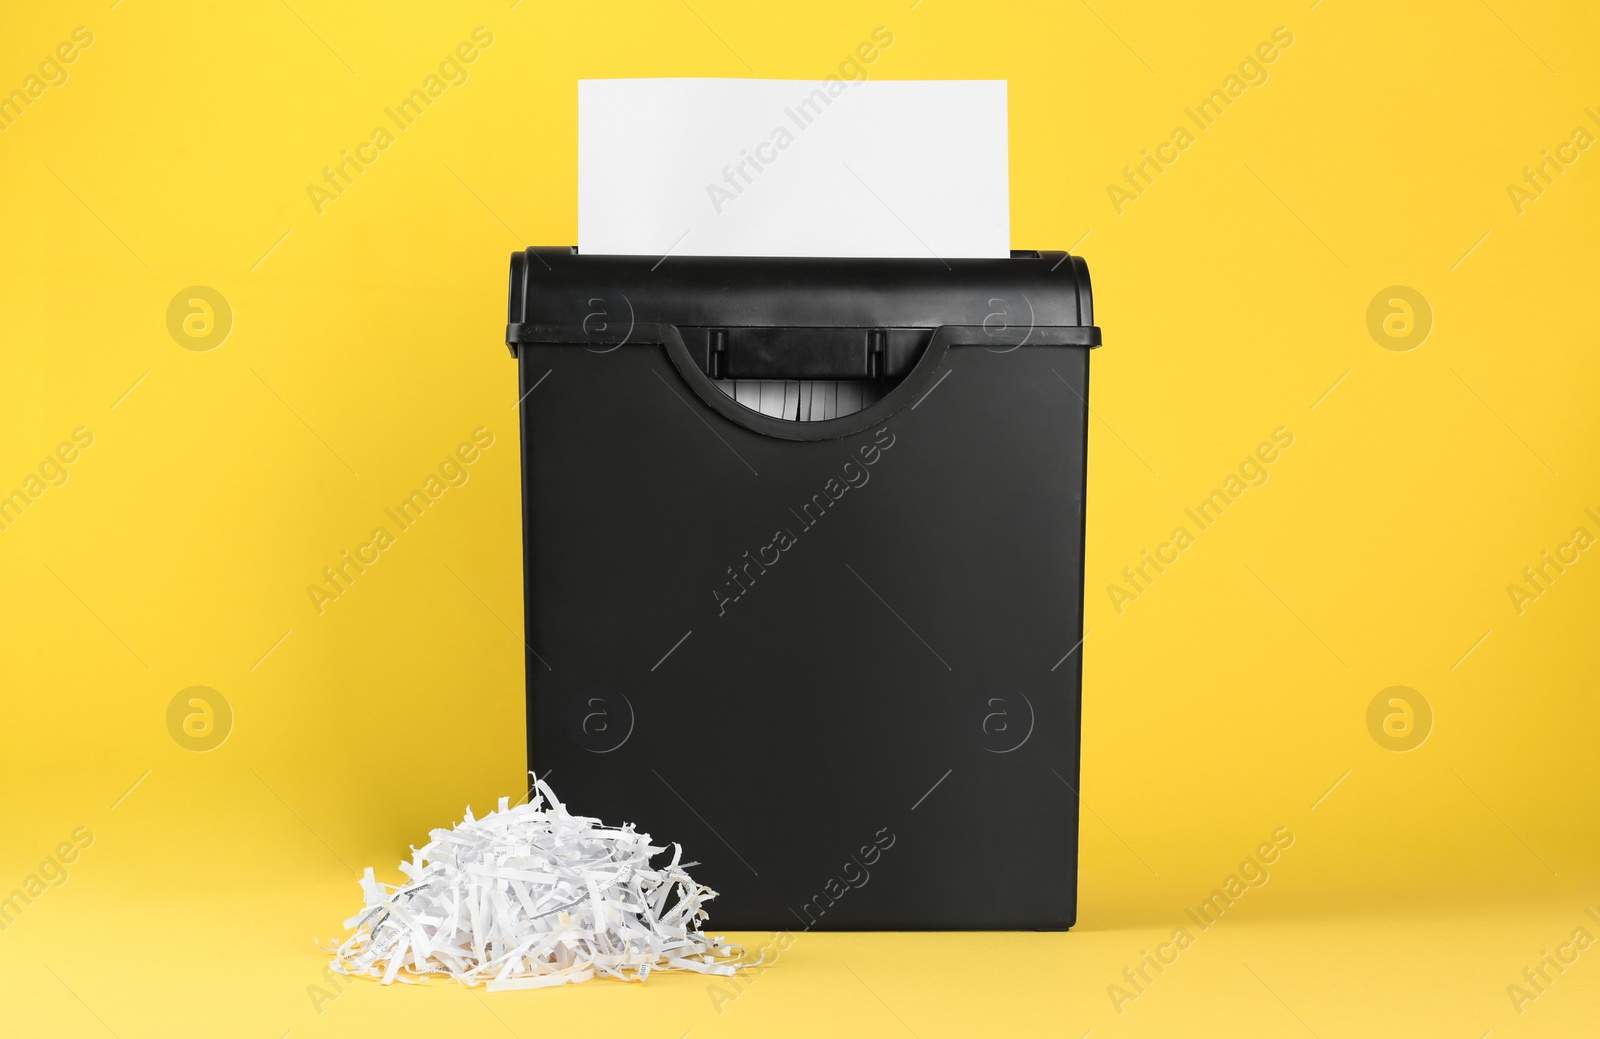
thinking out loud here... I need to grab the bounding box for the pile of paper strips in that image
[326,778,744,990]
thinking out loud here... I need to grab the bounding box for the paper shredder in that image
[503,248,1101,929]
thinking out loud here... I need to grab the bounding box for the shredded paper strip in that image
[325,778,745,990]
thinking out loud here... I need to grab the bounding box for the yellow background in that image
[3,0,1597,1035]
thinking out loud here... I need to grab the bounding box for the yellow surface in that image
[2,1,1598,1036]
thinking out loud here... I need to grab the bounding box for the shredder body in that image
[504,248,1100,929]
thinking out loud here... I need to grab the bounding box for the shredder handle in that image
[644,322,1098,443]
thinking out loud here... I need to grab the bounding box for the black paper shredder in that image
[503,248,1101,930]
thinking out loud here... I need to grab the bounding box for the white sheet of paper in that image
[578,79,1009,259]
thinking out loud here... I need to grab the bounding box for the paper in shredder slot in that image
[578,78,1010,259]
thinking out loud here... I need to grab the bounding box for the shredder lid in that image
[507,248,1098,344]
